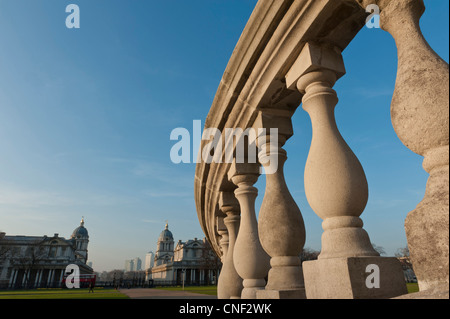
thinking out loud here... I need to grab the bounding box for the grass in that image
[0,284,417,299]
[0,288,129,299]
[407,283,419,294]
[156,285,218,296]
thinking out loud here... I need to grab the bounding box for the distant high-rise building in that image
[134,257,142,271]
[125,259,134,272]
[145,251,154,270]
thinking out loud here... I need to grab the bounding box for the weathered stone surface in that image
[198,0,448,299]
[229,162,270,299]
[217,192,243,299]
[257,288,306,300]
[375,0,449,292]
[195,0,366,261]
[256,111,306,299]
[405,166,449,291]
[304,257,407,299]
[394,283,449,299]
[290,42,408,299]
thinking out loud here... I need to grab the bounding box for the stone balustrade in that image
[194,0,448,299]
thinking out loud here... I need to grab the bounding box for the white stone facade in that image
[0,218,92,289]
[147,224,221,286]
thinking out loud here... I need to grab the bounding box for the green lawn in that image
[407,283,419,294]
[0,288,129,299]
[156,285,218,296]
[0,284,417,299]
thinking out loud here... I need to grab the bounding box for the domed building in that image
[0,217,93,289]
[147,223,221,286]
[70,217,89,264]
[154,223,174,266]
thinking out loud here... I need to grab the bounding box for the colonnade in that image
[199,0,448,299]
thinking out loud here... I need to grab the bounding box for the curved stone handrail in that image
[195,0,366,257]
[195,0,448,299]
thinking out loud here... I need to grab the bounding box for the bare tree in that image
[121,270,146,287]
[300,247,320,264]
[0,246,11,266]
[395,245,415,282]
[395,246,410,258]
[8,240,48,289]
[104,269,125,288]
[395,246,413,269]
[199,239,222,285]
[372,243,386,256]
[12,241,47,288]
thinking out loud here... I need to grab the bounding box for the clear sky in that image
[0,0,448,272]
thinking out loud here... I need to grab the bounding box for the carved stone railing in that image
[194,0,448,299]
[362,0,449,293]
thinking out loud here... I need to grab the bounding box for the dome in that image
[158,223,173,241]
[71,217,89,239]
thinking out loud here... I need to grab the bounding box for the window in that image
[49,246,57,258]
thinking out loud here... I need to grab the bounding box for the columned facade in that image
[0,219,93,289]
[147,224,221,286]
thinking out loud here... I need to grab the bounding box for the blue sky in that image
[0,0,448,272]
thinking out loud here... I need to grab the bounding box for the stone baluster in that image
[216,216,229,262]
[228,161,270,299]
[286,42,407,298]
[216,191,243,299]
[254,110,307,299]
[358,0,449,293]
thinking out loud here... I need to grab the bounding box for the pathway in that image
[119,288,217,299]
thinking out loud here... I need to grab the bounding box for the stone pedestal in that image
[257,289,306,299]
[303,257,407,299]
[256,256,306,299]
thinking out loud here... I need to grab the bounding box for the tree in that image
[198,239,222,285]
[395,246,413,269]
[395,246,410,258]
[395,245,415,282]
[11,240,47,289]
[300,248,320,264]
[0,246,11,266]
[372,243,386,256]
